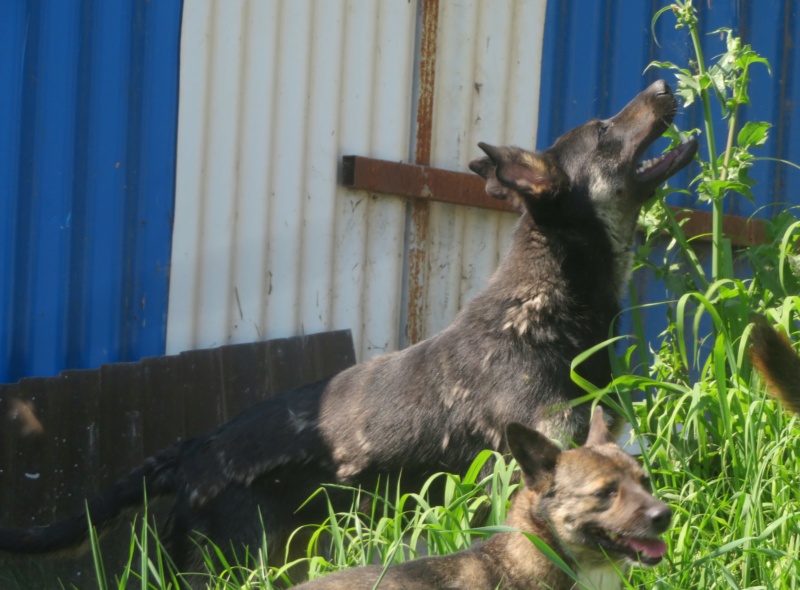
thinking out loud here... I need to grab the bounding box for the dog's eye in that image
[594,484,617,499]
[640,475,652,490]
[597,122,610,137]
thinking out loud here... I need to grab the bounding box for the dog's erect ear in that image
[584,406,616,446]
[468,154,516,201]
[473,142,567,204]
[505,422,561,491]
[468,155,495,180]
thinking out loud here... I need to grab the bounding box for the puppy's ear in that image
[505,422,561,491]
[584,406,616,447]
[476,142,567,201]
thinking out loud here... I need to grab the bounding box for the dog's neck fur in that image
[479,486,628,590]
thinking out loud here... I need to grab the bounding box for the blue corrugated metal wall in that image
[538,0,800,219]
[0,1,182,383]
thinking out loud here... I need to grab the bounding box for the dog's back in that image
[295,408,671,590]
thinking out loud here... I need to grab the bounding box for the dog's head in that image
[469,80,698,227]
[506,408,671,569]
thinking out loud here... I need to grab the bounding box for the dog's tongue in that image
[625,537,667,559]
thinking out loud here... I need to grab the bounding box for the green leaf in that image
[737,121,771,149]
[736,50,771,75]
[701,179,753,199]
[646,60,683,72]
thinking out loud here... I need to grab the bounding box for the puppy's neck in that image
[479,490,574,589]
[482,489,627,590]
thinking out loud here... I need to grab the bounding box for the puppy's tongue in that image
[625,537,667,559]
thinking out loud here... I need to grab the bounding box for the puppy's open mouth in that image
[593,529,668,566]
[635,132,698,185]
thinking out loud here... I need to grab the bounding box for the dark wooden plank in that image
[0,383,24,525]
[7,378,50,527]
[98,362,144,486]
[54,369,101,516]
[141,355,186,458]
[220,342,268,419]
[180,347,224,437]
[307,329,357,380]
[264,334,310,397]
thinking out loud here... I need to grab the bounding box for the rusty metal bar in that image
[342,155,516,213]
[342,155,768,247]
[671,208,766,247]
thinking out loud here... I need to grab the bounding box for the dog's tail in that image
[749,315,800,415]
[0,442,183,554]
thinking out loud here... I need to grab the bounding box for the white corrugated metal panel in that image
[168,0,415,360]
[422,0,546,337]
[167,0,546,361]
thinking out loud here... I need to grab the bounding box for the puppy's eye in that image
[640,475,652,490]
[597,122,610,137]
[594,484,617,499]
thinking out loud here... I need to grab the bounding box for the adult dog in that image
[294,408,671,590]
[0,81,697,572]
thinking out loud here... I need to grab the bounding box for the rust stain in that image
[406,0,440,346]
[407,201,430,345]
[414,0,438,166]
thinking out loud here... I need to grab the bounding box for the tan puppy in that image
[297,408,671,590]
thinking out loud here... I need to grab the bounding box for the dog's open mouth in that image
[635,132,698,185]
[595,529,668,566]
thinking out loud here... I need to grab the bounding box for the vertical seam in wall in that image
[458,0,485,312]
[296,0,317,336]
[191,0,218,348]
[361,1,381,358]
[328,0,349,333]
[261,0,285,335]
[227,0,249,343]
[773,0,794,212]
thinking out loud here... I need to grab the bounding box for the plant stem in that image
[688,22,724,281]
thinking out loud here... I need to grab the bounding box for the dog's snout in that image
[646,504,672,531]
[649,79,671,97]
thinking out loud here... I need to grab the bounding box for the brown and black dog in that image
[0,81,696,572]
[295,408,671,590]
